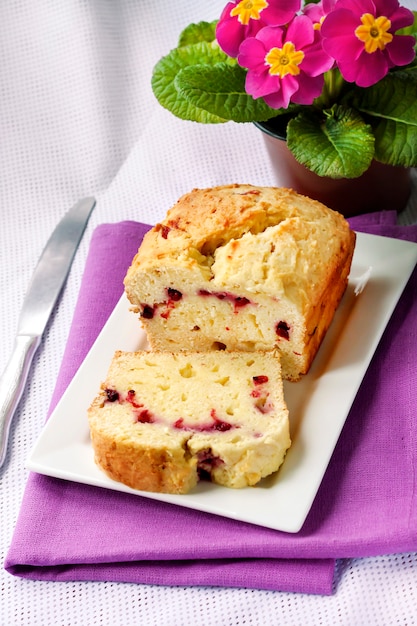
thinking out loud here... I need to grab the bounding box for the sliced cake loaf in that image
[88,349,291,494]
[124,184,356,381]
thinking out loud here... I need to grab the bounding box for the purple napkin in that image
[5,212,417,595]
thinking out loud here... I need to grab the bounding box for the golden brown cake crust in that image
[129,183,355,266]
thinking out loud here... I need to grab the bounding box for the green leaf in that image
[151,41,231,123]
[178,21,217,47]
[348,70,417,166]
[371,119,417,164]
[287,105,375,178]
[175,63,280,123]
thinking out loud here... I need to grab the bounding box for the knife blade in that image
[0,196,96,468]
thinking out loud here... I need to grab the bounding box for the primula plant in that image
[152,0,417,179]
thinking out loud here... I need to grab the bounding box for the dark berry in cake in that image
[276,321,290,340]
[141,304,155,319]
[105,388,119,402]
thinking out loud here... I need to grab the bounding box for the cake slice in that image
[124,184,356,381]
[88,349,291,494]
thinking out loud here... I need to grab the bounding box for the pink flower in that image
[302,0,337,28]
[216,0,301,57]
[237,15,334,109]
[320,0,416,87]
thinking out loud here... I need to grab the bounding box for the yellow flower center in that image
[265,42,305,77]
[230,0,269,25]
[313,16,326,31]
[355,13,393,53]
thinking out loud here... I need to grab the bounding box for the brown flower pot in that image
[255,120,411,218]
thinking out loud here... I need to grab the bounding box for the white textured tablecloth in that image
[1,1,417,624]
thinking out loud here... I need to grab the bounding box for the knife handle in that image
[0,334,41,468]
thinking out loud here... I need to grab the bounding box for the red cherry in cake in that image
[159,288,183,319]
[211,418,233,432]
[276,320,290,340]
[167,287,182,301]
[234,296,251,308]
[125,390,155,423]
[253,375,269,385]
[126,389,142,409]
[135,409,154,424]
[198,289,251,312]
[173,409,234,433]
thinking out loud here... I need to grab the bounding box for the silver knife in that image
[0,197,96,468]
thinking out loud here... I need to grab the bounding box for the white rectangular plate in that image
[27,232,417,532]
